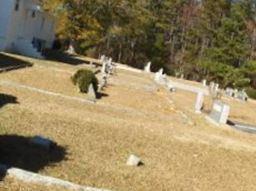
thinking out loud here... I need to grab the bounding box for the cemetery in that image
[1,52,256,190]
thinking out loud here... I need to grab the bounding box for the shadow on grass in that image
[0,94,19,108]
[0,53,33,72]
[43,50,90,66]
[96,92,109,99]
[0,135,67,180]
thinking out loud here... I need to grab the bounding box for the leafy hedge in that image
[71,69,98,93]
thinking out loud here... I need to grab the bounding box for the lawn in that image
[0,53,256,191]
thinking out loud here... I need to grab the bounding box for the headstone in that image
[208,101,230,124]
[67,44,76,55]
[126,154,142,166]
[214,83,219,92]
[154,68,164,84]
[101,57,114,76]
[144,62,151,73]
[237,90,248,101]
[233,89,239,98]
[209,82,215,92]
[202,79,207,87]
[101,62,107,74]
[100,55,106,63]
[158,68,164,75]
[209,82,219,98]
[98,75,108,91]
[195,92,204,114]
[30,136,53,150]
[225,88,234,97]
[88,83,97,102]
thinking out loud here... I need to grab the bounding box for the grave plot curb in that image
[228,121,256,134]
[1,165,111,191]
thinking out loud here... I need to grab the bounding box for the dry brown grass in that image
[0,53,256,191]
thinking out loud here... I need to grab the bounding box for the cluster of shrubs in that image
[71,69,98,93]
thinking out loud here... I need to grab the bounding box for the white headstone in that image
[225,88,234,97]
[158,68,164,75]
[144,62,151,73]
[233,89,239,98]
[154,68,164,83]
[88,84,96,102]
[202,79,207,87]
[101,62,107,74]
[195,92,204,114]
[67,44,76,55]
[208,101,230,124]
[126,154,142,166]
[237,90,248,101]
[214,83,219,91]
[100,55,106,63]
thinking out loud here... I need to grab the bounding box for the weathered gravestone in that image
[88,83,97,102]
[144,62,151,73]
[225,87,234,97]
[154,68,164,84]
[214,83,219,91]
[209,82,215,93]
[207,101,230,125]
[101,61,107,74]
[209,82,221,98]
[237,90,248,101]
[233,89,239,98]
[98,75,108,91]
[100,55,106,63]
[202,79,207,87]
[195,92,204,114]
[126,154,142,166]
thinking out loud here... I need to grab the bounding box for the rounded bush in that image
[71,69,98,93]
[245,87,256,100]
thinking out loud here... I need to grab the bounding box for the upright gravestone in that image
[101,61,107,74]
[214,83,219,92]
[144,62,151,73]
[67,44,76,55]
[208,100,230,125]
[98,74,108,91]
[88,83,97,102]
[100,55,106,63]
[237,90,248,101]
[154,69,166,85]
[195,92,204,114]
[209,82,215,92]
[233,89,239,98]
[202,79,207,87]
[225,88,234,97]
[154,68,163,82]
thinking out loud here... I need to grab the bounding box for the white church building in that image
[0,0,55,58]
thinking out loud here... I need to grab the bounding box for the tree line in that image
[42,0,256,92]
